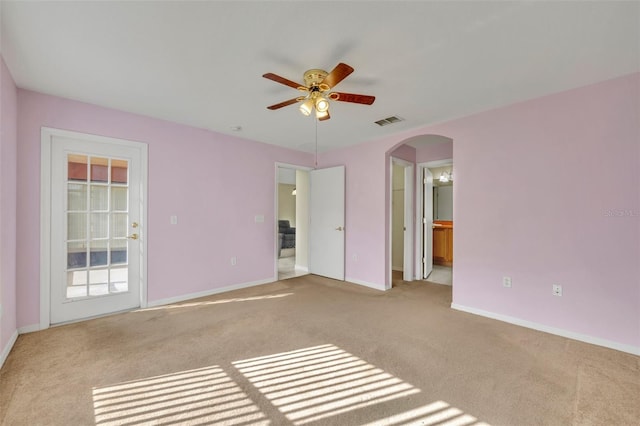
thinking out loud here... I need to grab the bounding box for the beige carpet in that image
[1,274,638,425]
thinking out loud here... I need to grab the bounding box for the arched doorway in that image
[386,134,454,288]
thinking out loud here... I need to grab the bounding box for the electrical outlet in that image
[503,276,512,288]
[231,257,237,266]
[552,284,562,296]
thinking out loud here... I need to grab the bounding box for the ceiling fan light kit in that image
[264,63,375,121]
[299,98,314,116]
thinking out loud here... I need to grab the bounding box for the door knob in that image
[131,222,139,228]
[335,226,344,231]
[127,233,138,240]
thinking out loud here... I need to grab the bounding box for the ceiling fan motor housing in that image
[303,69,329,89]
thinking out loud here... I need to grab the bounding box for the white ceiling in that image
[2,1,638,153]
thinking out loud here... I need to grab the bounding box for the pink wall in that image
[9,69,639,351]
[1,56,18,354]
[16,90,313,328]
[389,144,416,163]
[320,73,640,349]
[447,73,639,349]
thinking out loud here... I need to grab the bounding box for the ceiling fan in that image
[263,63,375,121]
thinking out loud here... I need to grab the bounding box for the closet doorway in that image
[389,157,414,287]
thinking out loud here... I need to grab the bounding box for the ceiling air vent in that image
[375,116,404,126]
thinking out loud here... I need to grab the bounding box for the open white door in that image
[403,165,414,281]
[423,168,434,279]
[309,166,345,280]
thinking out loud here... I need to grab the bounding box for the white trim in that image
[146,277,275,308]
[451,303,640,356]
[18,324,41,334]
[294,265,309,273]
[414,165,422,280]
[139,144,149,309]
[40,132,52,330]
[40,127,149,327]
[402,163,414,281]
[0,330,18,369]
[345,277,387,292]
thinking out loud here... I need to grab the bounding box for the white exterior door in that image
[309,166,345,280]
[45,130,146,324]
[423,168,434,279]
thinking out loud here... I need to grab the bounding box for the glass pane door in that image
[66,154,130,300]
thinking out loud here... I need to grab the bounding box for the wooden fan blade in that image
[263,73,304,90]
[331,92,376,105]
[267,98,300,110]
[318,111,330,121]
[321,63,354,89]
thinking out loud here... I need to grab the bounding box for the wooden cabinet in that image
[433,220,453,266]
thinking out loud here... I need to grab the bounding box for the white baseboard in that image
[451,303,640,356]
[345,277,387,292]
[147,277,276,308]
[1,330,18,369]
[294,265,308,273]
[18,324,41,334]
[392,266,403,272]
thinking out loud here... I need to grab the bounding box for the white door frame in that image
[416,159,452,280]
[388,157,414,288]
[40,127,148,330]
[274,162,313,280]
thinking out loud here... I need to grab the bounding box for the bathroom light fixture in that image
[439,171,453,183]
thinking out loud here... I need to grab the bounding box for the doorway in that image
[389,157,414,287]
[418,160,453,285]
[276,165,310,280]
[275,163,346,282]
[41,128,148,326]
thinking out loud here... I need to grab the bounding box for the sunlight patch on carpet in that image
[138,293,294,311]
[92,365,269,426]
[233,344,421,425]
[358,399,492,426]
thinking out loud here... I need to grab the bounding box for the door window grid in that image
[66,154,130,299]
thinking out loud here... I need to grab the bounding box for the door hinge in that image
[422,258,426,263]
[423,178,427,184]
[422,217,427,223]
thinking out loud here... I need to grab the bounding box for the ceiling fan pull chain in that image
[315,116,318,169]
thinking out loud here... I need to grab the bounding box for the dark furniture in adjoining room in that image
[278,220,296,256]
